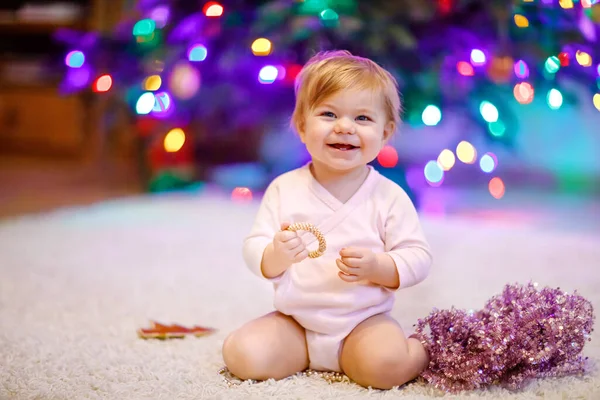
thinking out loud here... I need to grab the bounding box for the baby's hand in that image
[336,247,378,283]
[272,222,309,266]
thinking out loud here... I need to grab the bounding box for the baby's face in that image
[298,87,394,176]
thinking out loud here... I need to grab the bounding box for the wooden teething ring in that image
[286,222,326,258]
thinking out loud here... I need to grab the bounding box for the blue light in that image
[258,65,278,84]
[188,44,208,62]
[479,153,498,173]
[424,160,444,184]
[65,51,85,68]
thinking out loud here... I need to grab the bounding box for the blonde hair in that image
[291,50,402,134]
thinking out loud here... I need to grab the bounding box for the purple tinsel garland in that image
[413,283,595,393]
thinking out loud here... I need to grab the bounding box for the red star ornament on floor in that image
[137,321,216,339]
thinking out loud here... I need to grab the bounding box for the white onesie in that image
[243,163,432,372]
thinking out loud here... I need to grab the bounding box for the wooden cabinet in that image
[0,0,122,159]
[0,89,87,156]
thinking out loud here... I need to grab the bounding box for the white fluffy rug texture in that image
[1,193,599,400]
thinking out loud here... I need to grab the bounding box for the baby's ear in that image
[383,121,396,142]
[296,121,307,143]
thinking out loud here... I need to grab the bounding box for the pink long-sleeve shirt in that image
[243,163,432,335]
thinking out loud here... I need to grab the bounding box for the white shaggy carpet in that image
[1,190,599,400]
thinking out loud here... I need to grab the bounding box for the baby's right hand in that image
[272,222,309,265]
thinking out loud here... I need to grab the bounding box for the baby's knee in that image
[353,349,409,389]
[222,332,272,380]
[364,349,404,375]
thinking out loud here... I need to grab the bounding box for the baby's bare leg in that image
[339,313,429,389]
[222,311,309,381]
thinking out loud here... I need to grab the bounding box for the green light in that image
[320,9,338,20]
[133,19,156,37]
[319,8,339,27]
[298,0,328,14]
[544,56,560,74]
[488,121,506,137]
[546,88,563,110]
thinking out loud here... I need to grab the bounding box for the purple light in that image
[275,65,286,80]
[66,65,91,87]
[150,6,170,29]
[514,60,529,79]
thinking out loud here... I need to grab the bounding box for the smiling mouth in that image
[327,144,359,151]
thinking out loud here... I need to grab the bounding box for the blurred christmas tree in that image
[55,0,600,192]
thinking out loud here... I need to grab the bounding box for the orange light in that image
[203,2,223,17]
[489,177,506,199]
[93,74,112,92]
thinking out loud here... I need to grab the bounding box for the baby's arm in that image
[375,188,432,290]
[242,183,281,279]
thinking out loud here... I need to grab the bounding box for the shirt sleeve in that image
[242,181,282,281]
[383,188,433,290]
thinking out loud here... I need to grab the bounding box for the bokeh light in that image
[424,160,445,186]
[544,56,561,74]
[514,82,534,104]
[66,65,91,88]
[188,44,208,62]
[136,92,156,115]
[576,50,592,67]
[251,38,272,56]
[456,141,477,164]
[547,88,563,110]
[559,0,574,8]
[489,177,506,199]
[437,149,456,171]
[150,5,170,28]
[164,128,185,152]
[169,62,200,99]
[488,121,506,137]
[65,51,85,68]
[422,105,442,126]
[558,52,570,66]
[593,93,600,111]
[514,14,529,28]
[479,152,498,173]
[377,145,398,168]
[457,61,474,76]
[319,8,339,27]
[258,65,278,84]
[275,65,286,80]
[231,187,253,203]
[203,2,224,17]
[479,101,499,122]
[143,75,162,91]
[514,60,529,78]
[93,74,112,92]
[153,92,172,113]
[470,49,486,66]
[133,19,156,36]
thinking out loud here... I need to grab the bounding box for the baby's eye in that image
[321,111,336,118]
[356,115,372,121]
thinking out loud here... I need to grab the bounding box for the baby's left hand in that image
[336,247,378,283]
